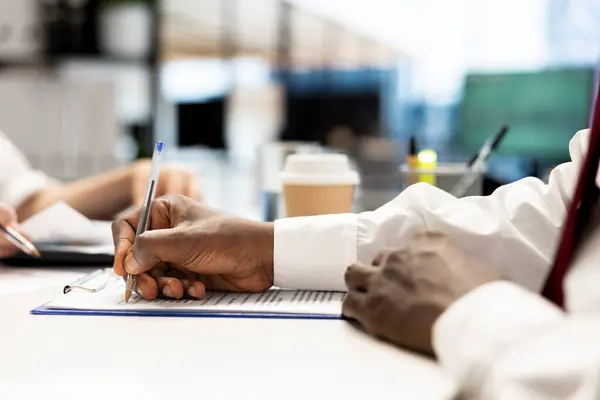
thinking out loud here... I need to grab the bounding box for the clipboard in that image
[3,244,113,267]
[31,269,345,320]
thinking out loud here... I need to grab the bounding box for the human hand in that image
[0,203,22,258]
[112,195,274,300]
[130,160,203,206]
[342,231,502,356]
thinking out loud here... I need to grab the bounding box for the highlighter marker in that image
[417,149,438,186]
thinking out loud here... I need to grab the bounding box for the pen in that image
[406,136,418,186]
[0,224,40,258]
[125,141,165,302]
[451,124,511,197]
[466,124,510,167]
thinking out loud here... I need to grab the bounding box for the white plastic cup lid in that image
[280,153,360,185]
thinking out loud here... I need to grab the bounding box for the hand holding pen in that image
[124,141,165,302]
[0,203,39,259]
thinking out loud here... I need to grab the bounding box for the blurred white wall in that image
[0,73,120,180]
[291,0,581,103]
[0,0,40,60]
[57,60,151,125]
[226,84,284,165]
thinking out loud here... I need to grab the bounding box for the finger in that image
[342,292,366,321]
[179,278,191,293]
[344,263,377,292]
[124,227,185,275]
[147,265,168,281]
[188,281,206,298]
[165,268,186,280]
[167,266,199,283]
[114,197,177,276]
[0,204,17,225]
[134,273,158,301]
[177,278,204,298]
[156,276,184,299]
[178,271,208,298]
[112,210,138,277]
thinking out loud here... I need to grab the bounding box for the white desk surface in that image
[0,267,455,400]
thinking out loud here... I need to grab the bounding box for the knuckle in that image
[134,232,153,253]
[132,236,156,266]
[164,193,192,210]
[168,193,187,202]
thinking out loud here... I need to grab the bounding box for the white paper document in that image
[38,270,345,318]
[21,202,112,245]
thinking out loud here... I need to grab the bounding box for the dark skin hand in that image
[112,194,274,300]
[342,231,502,356]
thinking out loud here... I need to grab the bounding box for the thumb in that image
[124,228,185,275]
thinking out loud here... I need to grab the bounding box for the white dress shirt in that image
[274,129,600,399]
[0,131,53,207]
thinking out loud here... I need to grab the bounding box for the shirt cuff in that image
[432,281,564,390]
[273,213,357,291]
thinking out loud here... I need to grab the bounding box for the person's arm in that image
[274,129,588,291]
[434,281,600,399]
[0,130,132,220]
[0,131,56,216]
[18,159,201,221]
[18,165,133,221]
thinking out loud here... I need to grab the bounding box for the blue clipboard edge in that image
[30,305,344,320]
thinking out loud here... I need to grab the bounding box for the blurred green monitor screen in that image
[459,68,596,163]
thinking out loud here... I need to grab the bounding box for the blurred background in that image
[0,0,599,219]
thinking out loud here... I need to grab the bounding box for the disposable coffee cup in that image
[280,154,360,217]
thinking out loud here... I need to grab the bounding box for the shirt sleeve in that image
[434,281,600,400]
[0,131,55,208]
[273,130,588,291]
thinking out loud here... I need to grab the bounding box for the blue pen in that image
[125,141,165,302]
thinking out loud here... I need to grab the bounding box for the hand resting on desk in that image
[112,195,275,300]
[342,232,501,356]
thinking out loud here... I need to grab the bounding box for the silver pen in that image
[125,141,165,302]
[0,224,40,258]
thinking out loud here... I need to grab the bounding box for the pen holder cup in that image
[399,163,483,198]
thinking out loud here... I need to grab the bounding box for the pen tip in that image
[31,249,41,258]
[125,290,132,303]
